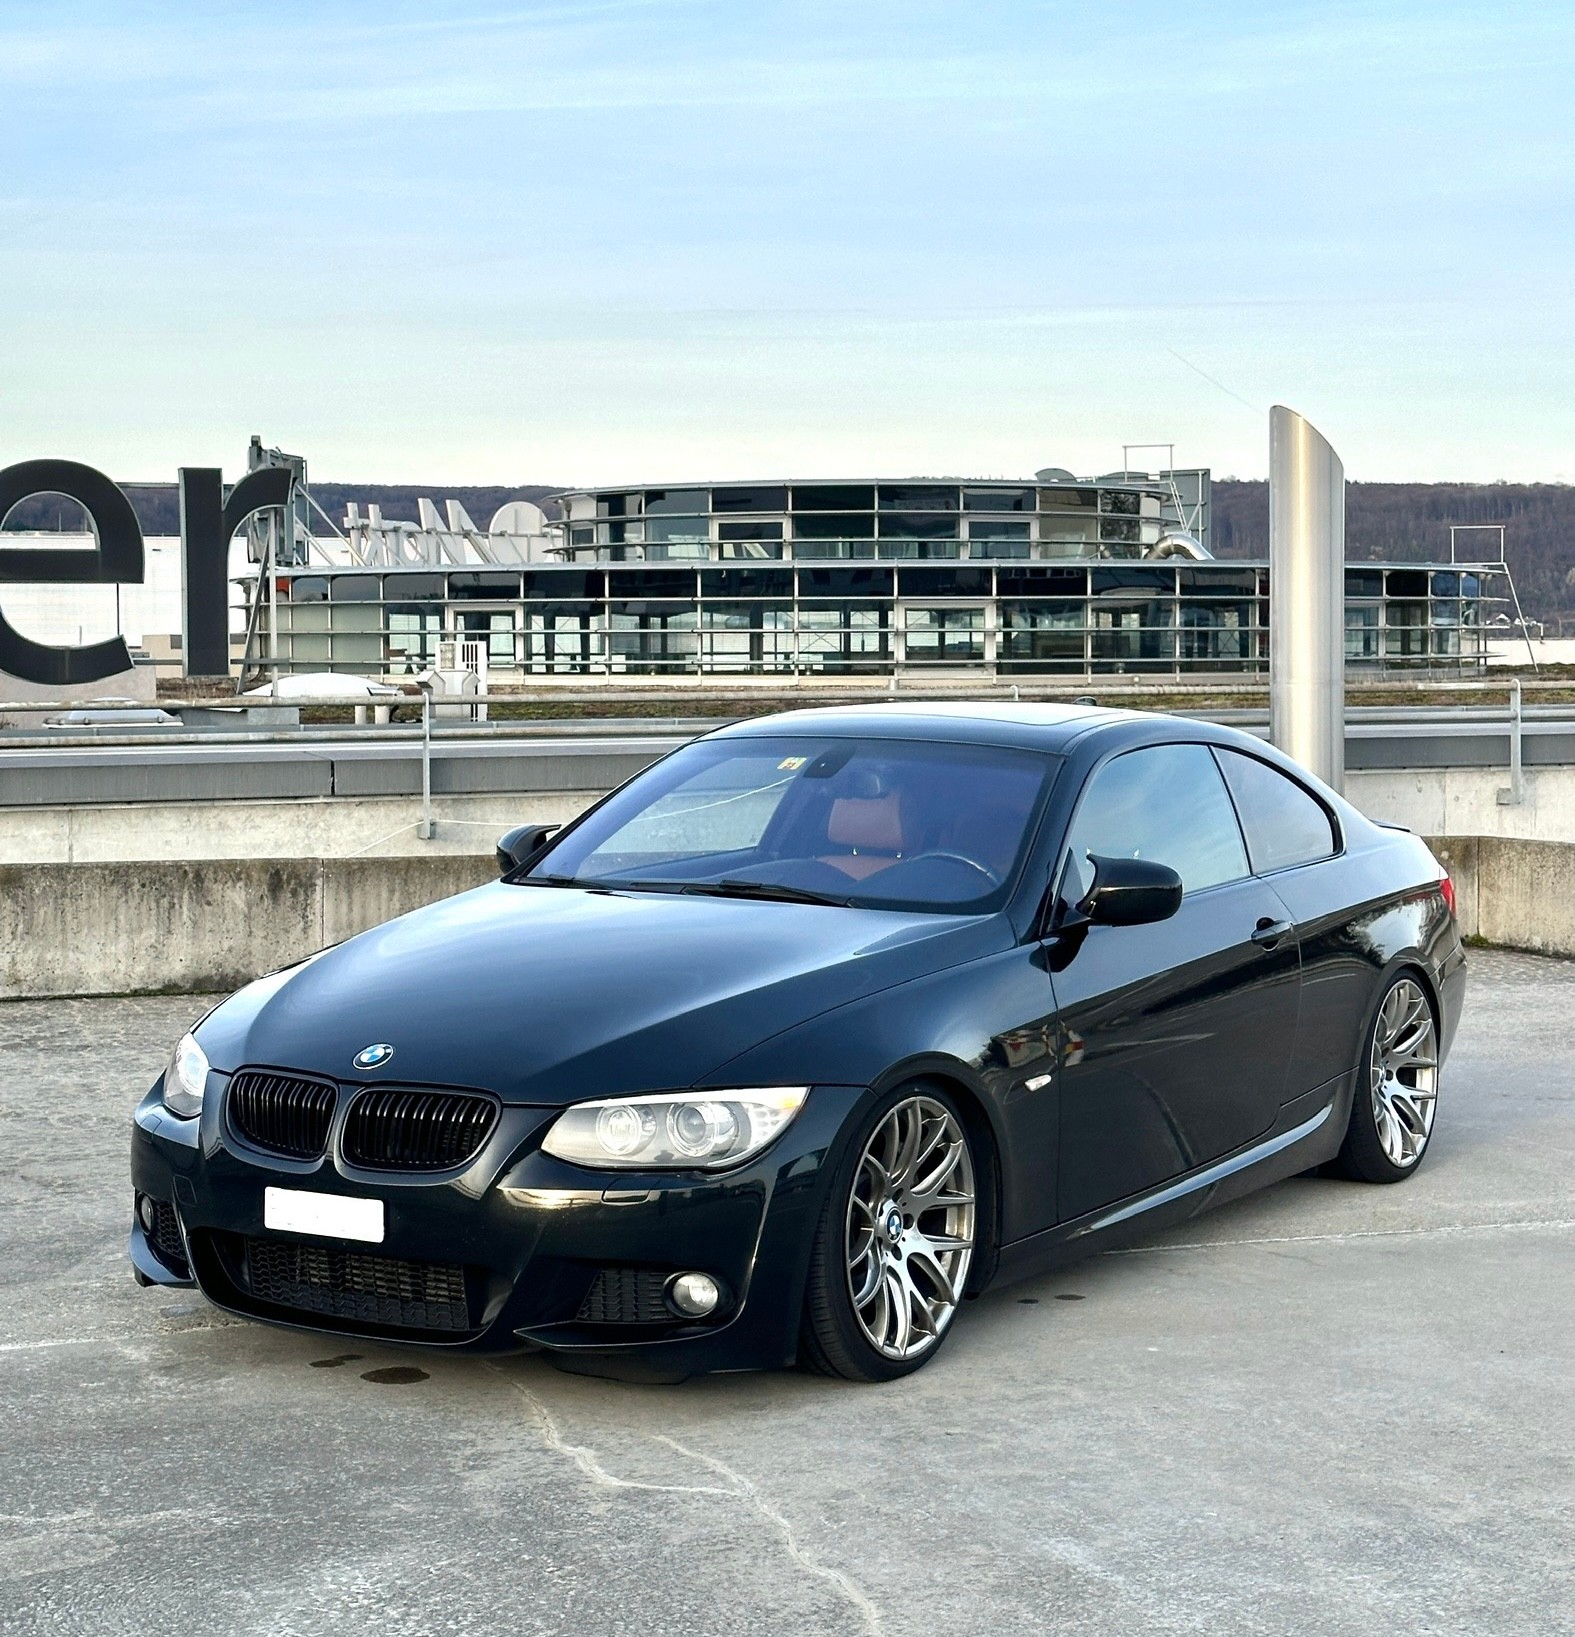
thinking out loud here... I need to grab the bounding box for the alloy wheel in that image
[844,1095,976,1362]
[1369,977,1439,1169]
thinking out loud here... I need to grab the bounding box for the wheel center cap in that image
[884,1208,904,1244]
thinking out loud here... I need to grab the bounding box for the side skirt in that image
[988,1076,1352,1287]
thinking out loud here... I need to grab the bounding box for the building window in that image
[1038,487,1098,510]
[644,489,707,515]
[645,516,709,543]
[904,606,985,665]
[718,521,784,542]
[793,513,876,539]
[329,575,382,601]
[713,486,788,512]
[701,568,793,597]
[898,567,991,598]
[999,566,1087,597]
[448,572,522,600]
[796,604,890,671]
[797,566,894,599]
[878,513,958,540]
[1000,601,1085,671]
[1037,515,1100,546]
[388,605,441,674]
[609,605,698,672]
[878,484,958,511]
[460,610,517,666]
[1090,600,1175,670]
[1179,601,1254,666]
[963,488,1033,512]
[791,484,875,511]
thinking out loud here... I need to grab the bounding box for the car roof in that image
[713,701,1149,754]
[711,702,1356,820]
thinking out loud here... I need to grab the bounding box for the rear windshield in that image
[529,735,1059,914]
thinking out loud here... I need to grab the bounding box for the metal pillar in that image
[1497,677,1525,807]
[418,685,435,840]
[1269,406,1346,792]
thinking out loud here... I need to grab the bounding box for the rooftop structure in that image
[237,465,1507,683]
[546,470,1212,564]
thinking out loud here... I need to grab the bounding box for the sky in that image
[2,0,1573,488]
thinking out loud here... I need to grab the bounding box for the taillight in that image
[1439,873,1456,917]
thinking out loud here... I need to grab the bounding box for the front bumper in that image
[130,1079,864,1377]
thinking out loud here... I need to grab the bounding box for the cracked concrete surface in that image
[1,951,1572,1635]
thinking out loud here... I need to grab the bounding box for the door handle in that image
[1251,918,1293,950]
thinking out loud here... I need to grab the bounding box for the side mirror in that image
[1078,854,1182,927]
[496,823,559,876]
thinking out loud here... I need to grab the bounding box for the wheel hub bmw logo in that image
[885,1208,903,1243]
[353,1043,395,1070]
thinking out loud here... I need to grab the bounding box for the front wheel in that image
[800,1086,978,1382]
[1330,972,1440,1182]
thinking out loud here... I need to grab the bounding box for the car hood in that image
[196,881,1007,1104]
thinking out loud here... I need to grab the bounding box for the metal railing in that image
[2,680,1560,842]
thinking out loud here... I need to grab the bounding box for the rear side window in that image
[1062,743,1248,898]
[1214,748,1338,873]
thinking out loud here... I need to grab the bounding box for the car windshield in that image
[525,735,1058,914]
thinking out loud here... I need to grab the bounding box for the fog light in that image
[667,1271,721,1317]
[136,1193,157,1233]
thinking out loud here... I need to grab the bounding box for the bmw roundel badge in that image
[353,1043,395,1070]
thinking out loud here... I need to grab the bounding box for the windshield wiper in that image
[691,879,855,907]
[519,873,852,906]
[519,874,687,894]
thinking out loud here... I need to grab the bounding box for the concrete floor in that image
[2,950,1571,1636]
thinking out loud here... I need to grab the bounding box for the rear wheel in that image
[800,1086,978,1382]
[1331,972,1440,1183]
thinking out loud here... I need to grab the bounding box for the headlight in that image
[540,1088,809,1171]
[162,1032,210,1119]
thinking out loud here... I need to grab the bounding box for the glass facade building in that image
[243,473,1506,681]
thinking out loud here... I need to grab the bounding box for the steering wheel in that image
[904,851,1002,887]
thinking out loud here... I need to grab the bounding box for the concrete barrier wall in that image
[1,838,1570,1001]
[0,792,600,865]
[0,855,496,1000]
[1426,835,1575,957]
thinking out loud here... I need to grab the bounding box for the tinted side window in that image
[1215,749,1338,873]
[1063,744,1248,898]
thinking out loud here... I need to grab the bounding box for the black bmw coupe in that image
[131,705,1464,1381]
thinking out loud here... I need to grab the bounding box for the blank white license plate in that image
[264,1187,384,1244]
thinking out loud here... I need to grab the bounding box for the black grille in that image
[577,1267,671,1324]
[229,1071,337,1159]
[343,1088,498,1171]
[242,1237,472,1332]
[148,1199,188,1270]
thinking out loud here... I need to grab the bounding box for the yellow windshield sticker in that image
[777,756,809,770]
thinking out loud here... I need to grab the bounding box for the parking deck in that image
[2,950,1570,1635]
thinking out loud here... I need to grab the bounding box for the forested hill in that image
[1213,481,1575,624]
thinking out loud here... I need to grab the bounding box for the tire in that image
[1329,970,1441,1183]
[800,1084,979,1382]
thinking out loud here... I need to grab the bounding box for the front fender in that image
[706,942,1058,1243]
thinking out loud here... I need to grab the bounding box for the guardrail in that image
[2,683,1566,840]
[10,676,1575,722]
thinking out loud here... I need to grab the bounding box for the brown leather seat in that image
[819,794,907,880]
